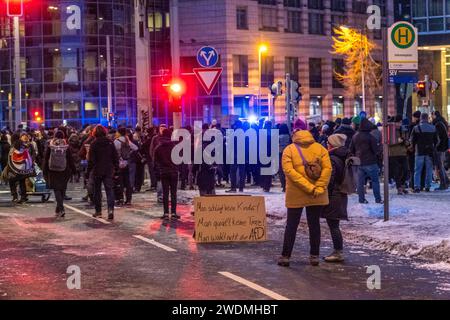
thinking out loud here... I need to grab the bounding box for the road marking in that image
[63,204,111,225]
[218,271,289,300]
[133,235,177,252]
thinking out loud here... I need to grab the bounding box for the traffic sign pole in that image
[382,27,390,222]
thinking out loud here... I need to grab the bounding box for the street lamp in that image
[258,43,268,116]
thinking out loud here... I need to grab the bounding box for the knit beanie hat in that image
[328,134,347,148]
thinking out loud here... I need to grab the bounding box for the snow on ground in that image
[261,184,450,269]
[181,183,450,270]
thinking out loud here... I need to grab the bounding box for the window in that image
[310,96,322,116]
[429,17,445,31]
[259,0,277,4]
[352,0,367,14]
[260,7,278,31]
[285,57,299,81]
[333,96,344,117]
[284,0,301,8]
[233,55,248,87]
[236,7,248,30]
[372,0,386,16]
[309,13,324,35]
[286,10,302,33]
[331,15,346,34]
[332,59,344,89]
[413,19,428,32]
[261,56,274,88]
[429,0,444,16]
[308,0,324,9]
[309,58,322,88]
[331,0,346,12]
[412,0,426,17]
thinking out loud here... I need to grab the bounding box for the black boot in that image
[108,208,114,220]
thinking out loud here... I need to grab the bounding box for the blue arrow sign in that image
[197,46,219,67]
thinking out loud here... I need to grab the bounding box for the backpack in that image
[49,144,68,172]
[294,143,322,181]
[337,156,360,195]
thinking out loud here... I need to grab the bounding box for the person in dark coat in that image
[43,131,76,218]
[0,133,10,172]
[351,118,382,204]
[432,111,449,190]
[308,122,320,142]
[154,128,179,219]
[193,126,217,196]
[88,125,119,220]
[321,134,348,263]
[334,118,355,148]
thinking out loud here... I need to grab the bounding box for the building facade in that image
[0,0,137,129]
[146,0,395,126]
[396,0,450,118]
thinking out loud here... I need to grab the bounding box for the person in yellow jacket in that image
[278,120,332,267]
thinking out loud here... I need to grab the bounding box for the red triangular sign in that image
[193,67,223,95]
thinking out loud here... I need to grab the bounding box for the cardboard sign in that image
[194,196,267,243]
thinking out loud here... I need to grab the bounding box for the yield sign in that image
[193,67,223,95]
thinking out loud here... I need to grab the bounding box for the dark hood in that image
[359,118,373,132]
[330,146,349,160]
[335,124,355,135]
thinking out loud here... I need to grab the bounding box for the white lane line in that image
[218,271,290,300]
[133,235,177,252]
[63,204,111,225]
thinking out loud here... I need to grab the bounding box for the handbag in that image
[294,143,322,181]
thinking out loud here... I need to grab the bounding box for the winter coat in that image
[310,127,320,142]
[282,130,332,209]
[154,137,178,177]
[410,121,438,157]
[193,140,216,191]
[350,118,380,166]
[88,137,119,177]
[334,124,355,148]
[279,134,291,154]
[0,141,10,170]
[321,147,349,221]
[68,135,81,172]
[43,139,75,190]
[433,117,449,152]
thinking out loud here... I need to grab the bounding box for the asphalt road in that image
[0,183,449,300]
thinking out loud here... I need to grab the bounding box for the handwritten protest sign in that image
[194,196,267,243]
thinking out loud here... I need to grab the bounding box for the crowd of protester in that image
[0,109,448,265]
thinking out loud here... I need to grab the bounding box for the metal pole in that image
[285,73,291,134]
[106,35,112,126]
[170,0,180,77]
[259,49,262,115]
[13,16,21,129]
[361,30,366,112]
[382,27,389,221]
[170,0,180,127]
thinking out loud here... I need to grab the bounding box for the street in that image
[0,183,449,300]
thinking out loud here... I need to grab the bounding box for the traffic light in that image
[165,79,185,112]
[270,81,283,96]
[6,0,23,17]
[416,81,426,98]
[32,109,43,123]
[290,80,302,103]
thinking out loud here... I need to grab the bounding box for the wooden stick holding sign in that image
[194,196,267,243]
